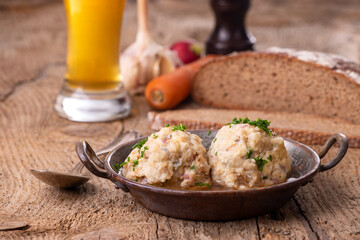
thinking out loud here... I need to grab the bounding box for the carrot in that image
[145,55,217,110]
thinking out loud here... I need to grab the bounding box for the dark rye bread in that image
[148,109,360,148]
[191,51,360,124]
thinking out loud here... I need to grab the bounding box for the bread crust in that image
[148,110,360,148]
[196,51,360,86]
[192,51,360,123]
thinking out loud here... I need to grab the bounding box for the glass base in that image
[54,83,132,122]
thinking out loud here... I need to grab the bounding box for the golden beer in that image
[64,0,126,90]
[55,0,132,122]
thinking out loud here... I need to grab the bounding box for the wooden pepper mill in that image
[206,0,255,55]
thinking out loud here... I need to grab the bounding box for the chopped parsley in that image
[213,138,217,143]
[225,117,243,125]
[215,152,218,156]
[114,157,130,170]
[114,162,120,171]
[254,156,268,171]
[132,138,148,150]
[190,165,196,170]
[208,130,211,136]
[165,124,170,127]
[225,117,274,137]
[140,146,149,158]
[133,159,139,171]
[153,134,158,139]
[119,162,127,167]
[195,182,210,188]
[119,157,129,167]
[246,147,252,159]
[172,123,187,131]
[267,155,273,162]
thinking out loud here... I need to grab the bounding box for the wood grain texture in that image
[0,0,359,239]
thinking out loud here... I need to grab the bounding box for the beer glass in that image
[55,0,132,122]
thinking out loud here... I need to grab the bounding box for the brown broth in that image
[150,182,249,191]
[126,166,299,191]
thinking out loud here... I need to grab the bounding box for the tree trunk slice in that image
[0,221,28,231]
[0,0,359,239]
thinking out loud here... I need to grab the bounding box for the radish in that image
[170,40,203,64]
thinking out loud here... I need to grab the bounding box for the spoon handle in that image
[96,130,140,156]
[69,161,84,174]
[73,130,139,174]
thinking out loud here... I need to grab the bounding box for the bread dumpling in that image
[208,119,291,189]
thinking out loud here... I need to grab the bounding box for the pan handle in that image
[76,140,130,193]
[76,140,109,179]
[317,133,348,172]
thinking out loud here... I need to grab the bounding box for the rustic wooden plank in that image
[0,0,359,239]
[294,147,360,240]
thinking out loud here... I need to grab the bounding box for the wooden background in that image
[0,0,359,239]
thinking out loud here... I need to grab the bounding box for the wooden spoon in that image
[30,130,139,188]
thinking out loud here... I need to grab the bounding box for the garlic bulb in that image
[120,0,181,94]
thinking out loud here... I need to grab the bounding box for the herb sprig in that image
[246,147,252,159]
[254,156,268,171]
[114,162,120,171]
[132,159,139,171]
[172,123,187,132]
[114,157,130,171]
[132,138,148,150]
[119,157,130,167]
[225,117,274,136]
[131,138,150,171]
[195,182,210,188]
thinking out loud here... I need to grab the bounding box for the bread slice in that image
[148,109,360,148]
[191,51,360,124]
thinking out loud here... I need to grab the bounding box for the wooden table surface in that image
[1,0,359,239]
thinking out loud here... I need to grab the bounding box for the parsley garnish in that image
[119,162,127,167]
[140,146,148,158]
[225,117,243,125]
[114,162,120,171]
[208,130,211,136]
[132,138,148,150]
[213,138,217,143]
[246,147,252,159]
[133,159,139,171]
[215,152,218,156]
[153,134,158,139]
[267,155,273,162]
[115,157,130,170]
[190,165,195,170]
[195,182,210,188]
[165,124,170,127]
[254,156,268,171]
[172,123,187,131]
[225,117,274,136]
